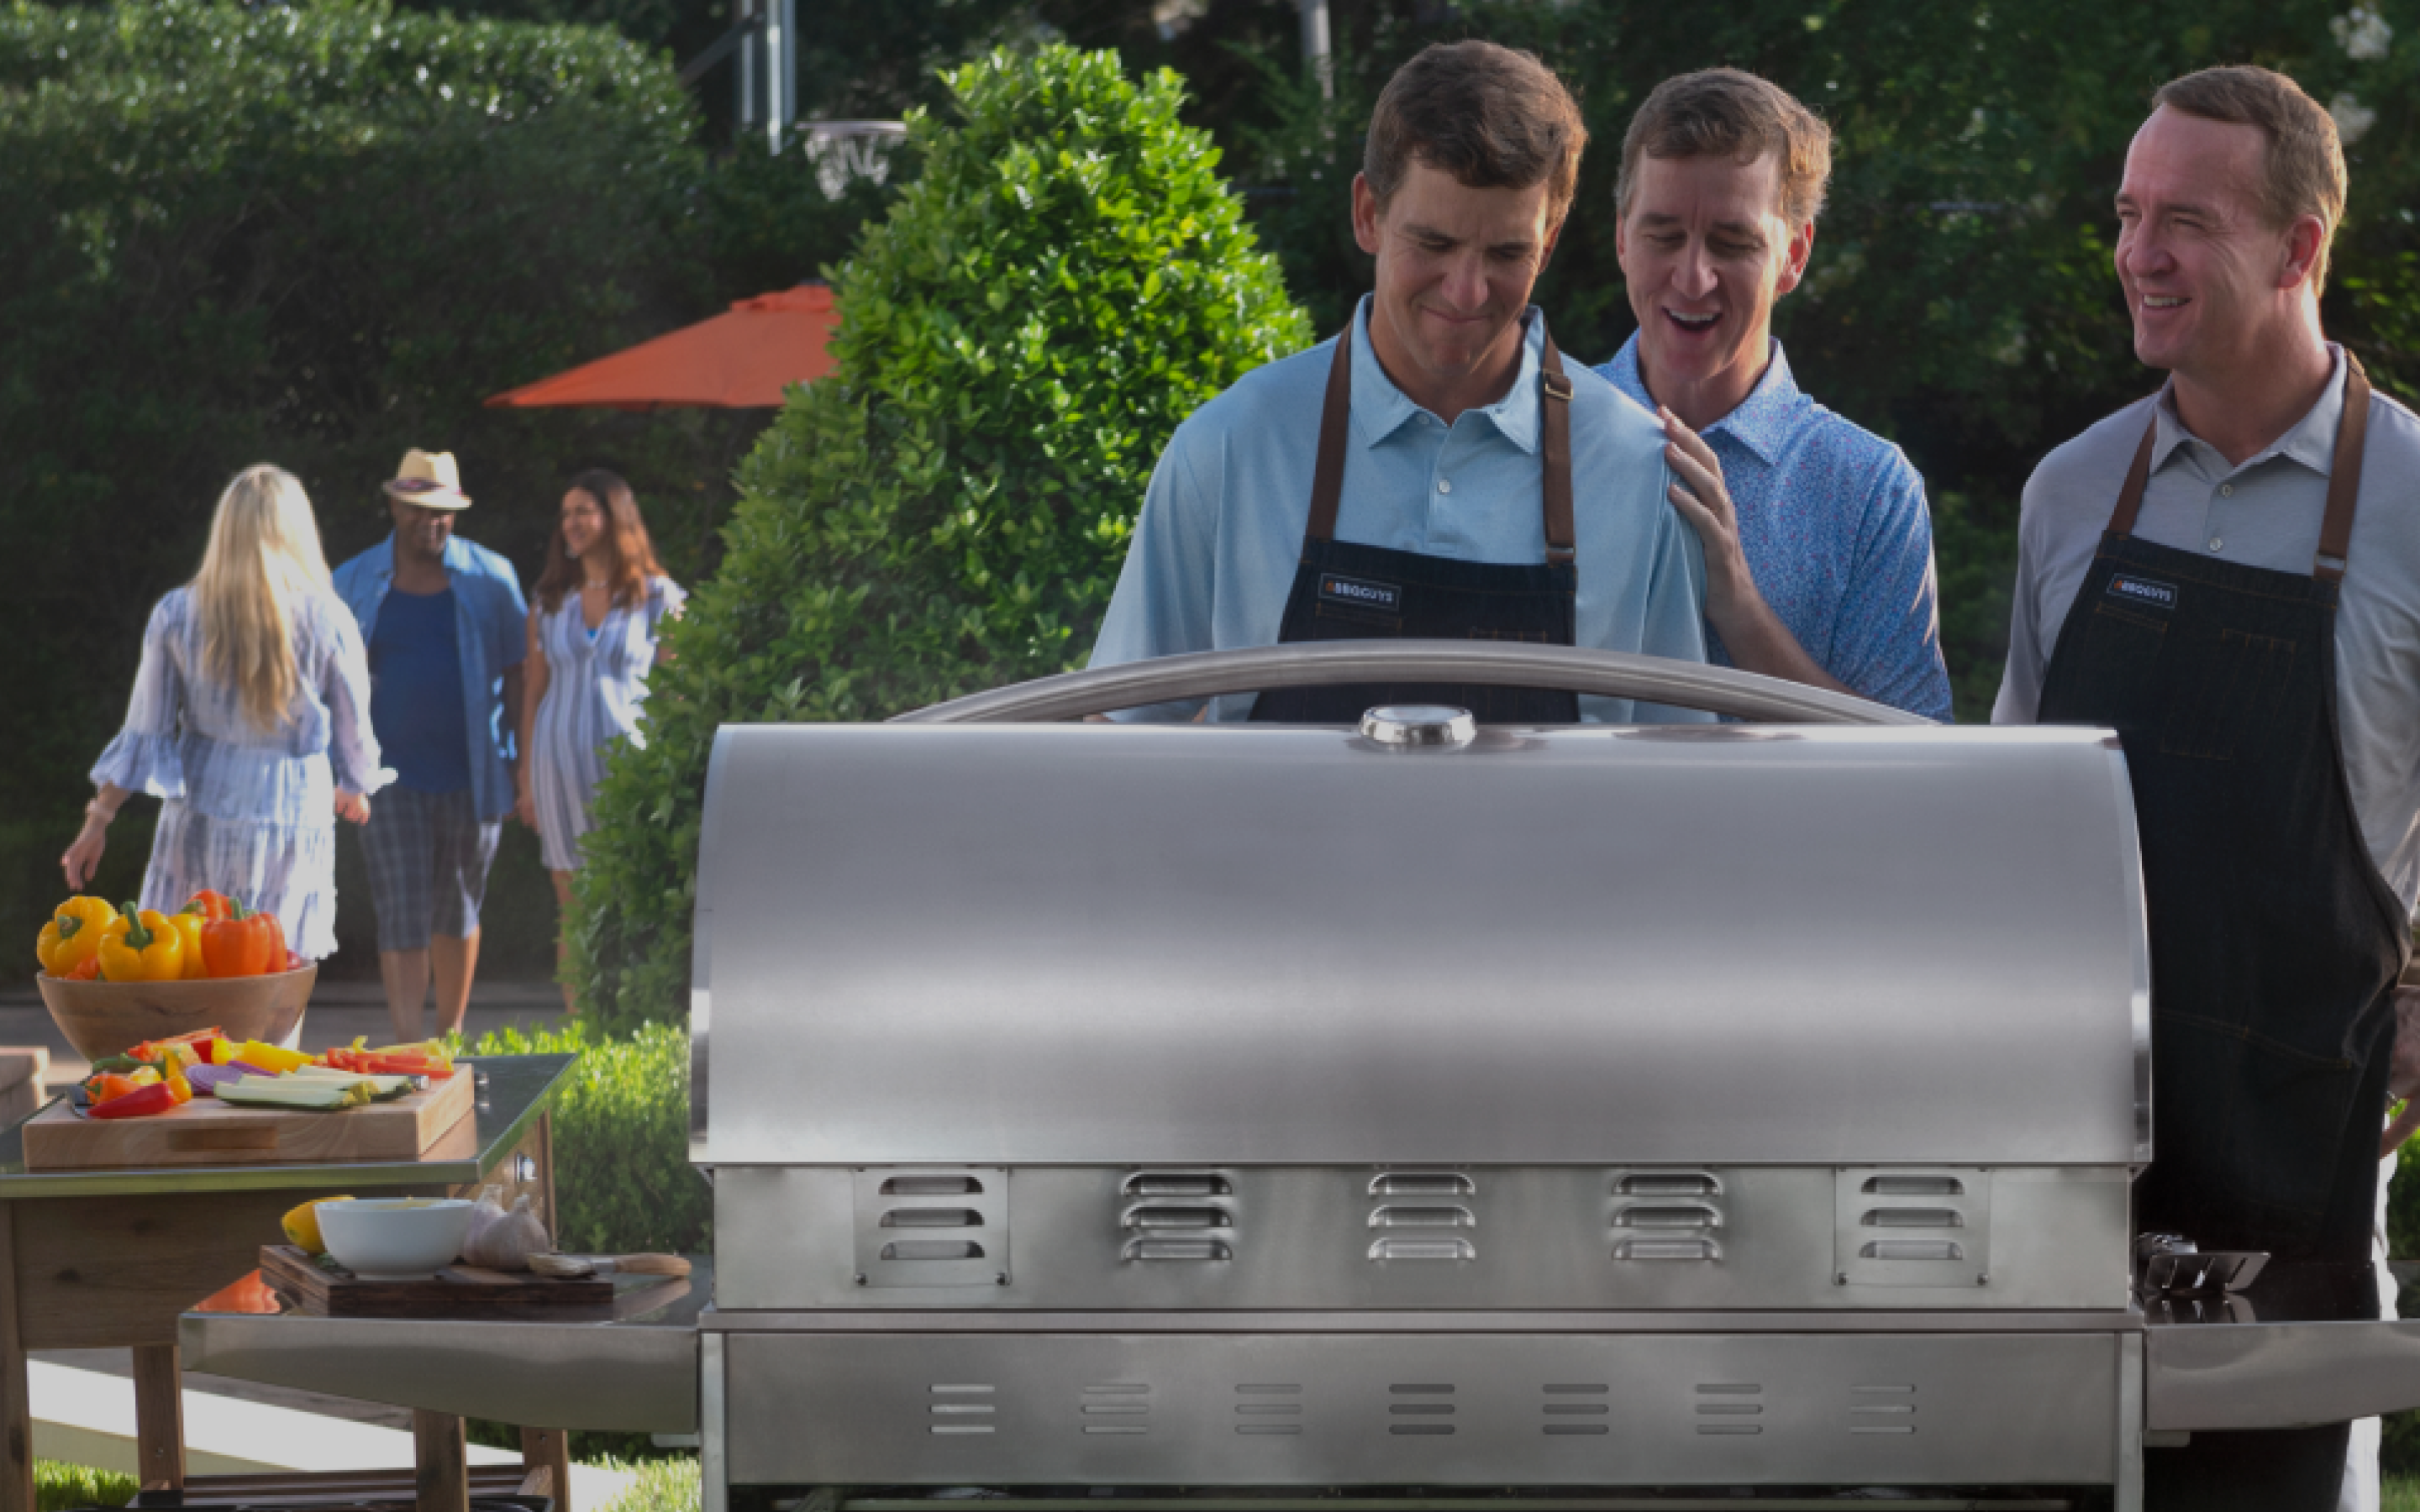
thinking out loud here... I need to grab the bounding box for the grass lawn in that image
[34,1457,699,1512]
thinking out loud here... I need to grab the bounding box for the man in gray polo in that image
[1992,66,2420,1512]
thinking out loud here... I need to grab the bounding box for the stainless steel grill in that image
[189,643,2420,1512]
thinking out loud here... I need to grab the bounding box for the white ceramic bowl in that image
[315,1198,473,1279]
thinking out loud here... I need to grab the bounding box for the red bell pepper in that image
[201,903,279,979]
[90,1083,177,1119]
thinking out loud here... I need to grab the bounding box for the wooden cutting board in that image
[260,1243,615,1316]
[24,1068,475,1170]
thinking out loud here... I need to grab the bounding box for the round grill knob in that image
[1359,705,1476,747]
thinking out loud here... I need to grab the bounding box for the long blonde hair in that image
[192,465,333,733]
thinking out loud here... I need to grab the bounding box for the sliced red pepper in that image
[90,1083,178,1119]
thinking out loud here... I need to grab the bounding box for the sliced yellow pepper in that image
[228,1039,313,1074]
[97,904,186,984]
[37,896,118,976]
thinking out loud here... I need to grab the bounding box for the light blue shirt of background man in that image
[1602,68,1951,720]
[1092,297,1709,724]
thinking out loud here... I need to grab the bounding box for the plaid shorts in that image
[359,785,501,953]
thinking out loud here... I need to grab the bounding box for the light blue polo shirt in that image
[1600,335,1952,720]
[1091,299,1711,723]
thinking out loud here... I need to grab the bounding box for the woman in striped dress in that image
[515,470,683,1011]
[62,465,381,958]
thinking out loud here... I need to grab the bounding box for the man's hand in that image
[1657,407,1854,696]
[2381,984,2420,1157]
[1659,407,1756,617]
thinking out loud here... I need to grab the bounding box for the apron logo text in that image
[1318,575,1402,613]
[2104,574,2179,612]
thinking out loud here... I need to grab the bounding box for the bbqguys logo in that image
[1318,575,1402,613]
[2105,574,2179,612]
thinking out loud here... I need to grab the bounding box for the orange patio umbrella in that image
[486,285,839,411]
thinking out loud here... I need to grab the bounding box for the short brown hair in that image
[1617,68,1832,229]
[1364,41,1588,222]
[2152,66,2346,295]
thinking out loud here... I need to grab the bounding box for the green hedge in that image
[466,1018,708,1257]
[571,45,1312,1035]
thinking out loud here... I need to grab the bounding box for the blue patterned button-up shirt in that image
[333,533,529,819]
[1599,336,1953,720]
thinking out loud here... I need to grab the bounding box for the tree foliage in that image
[0,0,899,979]
[572,45,1310,1033]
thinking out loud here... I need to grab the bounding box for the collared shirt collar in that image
[2150,344,2349,480]
[1349,296,1549,455]
[367,530,471,582]
[1604,333,1801,466]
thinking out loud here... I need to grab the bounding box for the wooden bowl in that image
[35,964,317,1062]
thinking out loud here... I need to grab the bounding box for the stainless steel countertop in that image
[0,1053,574,1200]
[181,1258,709,1432]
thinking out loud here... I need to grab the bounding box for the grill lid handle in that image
[891,642,1929,726]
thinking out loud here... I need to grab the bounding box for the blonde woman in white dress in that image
[514,470,682,1011]
[64,465,380,958]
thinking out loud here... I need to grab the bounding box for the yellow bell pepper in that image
[37,896,118,976]
[167,908,209,979]
[97,903,185,983]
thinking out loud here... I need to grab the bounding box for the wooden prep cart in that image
[0,1053,575,1512]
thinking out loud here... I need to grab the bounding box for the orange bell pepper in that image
[201,902,279,979]
[182,889,239,922]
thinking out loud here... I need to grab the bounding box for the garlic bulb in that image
[463,1185,507,1258]
[462,1192,551,1272]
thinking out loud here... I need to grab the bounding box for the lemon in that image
[281,1195,352,1254]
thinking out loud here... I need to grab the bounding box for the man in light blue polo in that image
[332,448,527,1042]
[1090,41,1706,723]
[1598,68,1952,720]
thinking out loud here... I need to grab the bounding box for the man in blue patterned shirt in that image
[1597,69,1953,720]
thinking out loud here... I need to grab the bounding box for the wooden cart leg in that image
[0,1210,30,1512]
[131,1343,187,1489]
[518,1426,571,1512]
[413,1410,471,1512]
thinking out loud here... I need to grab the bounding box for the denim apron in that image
[1249,319,1581,724]
[2036,357,2407,1509]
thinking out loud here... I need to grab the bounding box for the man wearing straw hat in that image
[333,449,529,1042]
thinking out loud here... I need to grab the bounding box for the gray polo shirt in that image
[1991,345,2420,915]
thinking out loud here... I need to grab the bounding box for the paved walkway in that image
[0,979,572,1094]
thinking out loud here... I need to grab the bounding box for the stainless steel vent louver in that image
[1836,1169,1991,1288]
[1121,1171,1234,1263]
[854,1168,1009,1288]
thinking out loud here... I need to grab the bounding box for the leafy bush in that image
[465,1018,708,1256]
[572,45,1311,1032]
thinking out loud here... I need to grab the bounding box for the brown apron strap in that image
[2316,354,2370,585]
[2107,413,2160,538]
[1539,332,1576,564]
[2106,356,2372,584]
[1303,317,1579,562]
[1302,329,1355,548]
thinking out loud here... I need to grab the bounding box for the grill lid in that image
[691,722,2147,1169]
